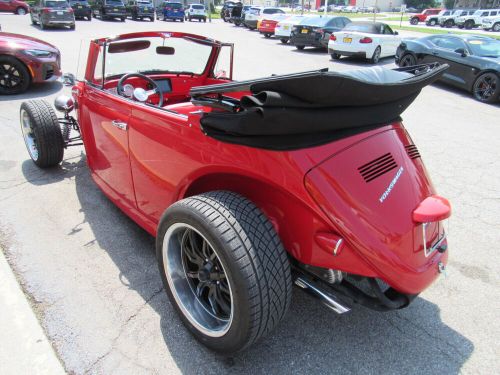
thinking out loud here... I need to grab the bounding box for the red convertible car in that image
[20,31,451,353]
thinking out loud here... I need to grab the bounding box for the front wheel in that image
[20,100,64,168]
[0,55,30,95]
[16,7,27,15]
[295,45,305,50]
[428,19,437,26]
[472,72,499,104]
[493,22,500,32]
[410,17,418,25]
[157,191,292,354]
[399,53,416,67]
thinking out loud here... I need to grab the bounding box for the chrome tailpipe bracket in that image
[294,276,351,314]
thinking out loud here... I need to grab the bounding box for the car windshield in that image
[300,16,331,27]
[97,36,213,80]
[343,23,377,33]
[468,38,500,58]
[166,3,182,8]
[138,1,152,4]
[192,4,204,9]
[106,0,124,4]
[44,0,68,7]
[70,0,89,4]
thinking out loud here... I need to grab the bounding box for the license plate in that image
[301,28,308,34]
[284,25,289,30]
[77,5,82,8]
[114,8,118,11]
[144,7,148,10]
[57,11,63,15]
[343,37,352,43]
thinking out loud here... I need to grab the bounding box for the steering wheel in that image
[117,73,164,107]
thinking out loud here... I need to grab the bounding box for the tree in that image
[404,0,438,9]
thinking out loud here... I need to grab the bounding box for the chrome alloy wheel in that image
[163,223,233,337]
[473,73,498,102]
[20,109,39,161]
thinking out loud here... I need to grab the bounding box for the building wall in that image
[355,0,403,11]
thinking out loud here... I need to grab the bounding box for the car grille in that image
[358,153,397,183]
[45,66,54,80]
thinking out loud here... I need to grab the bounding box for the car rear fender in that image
[180,171,377,277]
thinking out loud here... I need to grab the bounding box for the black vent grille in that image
[358,153,397,183]
[45,67,54,80]
[405,144,421,160]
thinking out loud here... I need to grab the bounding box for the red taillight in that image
[329,34,336,41]
[359,37,373,43]
[42,7,50,13]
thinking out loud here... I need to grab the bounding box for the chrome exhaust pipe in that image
[295,276,351,314]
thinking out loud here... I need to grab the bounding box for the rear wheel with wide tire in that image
[20,100,64,168]
[370,46,381,64]
[280,38,288,44]
[445,19,454,28]
[464,20,474,29]
[264,33,271,38]
[157,191,292,354]
[0,55,31,95]
[472,72,499,104]
[410,17,418,25]
[296,45,305,50]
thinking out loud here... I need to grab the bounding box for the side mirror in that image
[455,48,468,57]
[62,73,75,86]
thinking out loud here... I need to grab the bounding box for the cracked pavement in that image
[0,13,499,375]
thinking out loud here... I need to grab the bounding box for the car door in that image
[426,36,473,89]
[81,84,136,209]
[0,0,11,12]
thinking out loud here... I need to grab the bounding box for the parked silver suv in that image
[30,0,76,30]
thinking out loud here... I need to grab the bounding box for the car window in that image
[383,24,394,34]
[434,37,466,51]
[44,0,68,7]
[343,23,377,33]
[467,38,500,58]
[491,11,498,16]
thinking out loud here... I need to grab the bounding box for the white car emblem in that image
[379,166,404,203]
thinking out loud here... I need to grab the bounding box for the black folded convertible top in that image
[190,64,448,150]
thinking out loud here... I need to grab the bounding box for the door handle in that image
[111,120,128,131]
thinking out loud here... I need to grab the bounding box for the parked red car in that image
[258,14,287,38]
[20,31,450,354]
[0,0,30,15]
[409,8,442,25]
[0,32,61,94]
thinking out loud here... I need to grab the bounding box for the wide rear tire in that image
[156,191,292,354]
[20,100,64,168]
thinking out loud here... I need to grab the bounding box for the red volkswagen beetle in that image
[20,31,451,353]
[0,32,61,94]
[258,14,288,38]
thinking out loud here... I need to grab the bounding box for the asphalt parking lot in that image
[1,13,499,375]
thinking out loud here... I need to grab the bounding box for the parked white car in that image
[342,6,359,13]
[274,15,306,43]
[244,7,284,29]
[328,21,401,64]
[481,15,500,31]
[185,3,207,22]
[455,9,499,29]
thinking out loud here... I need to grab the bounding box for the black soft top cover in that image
[190,64,447,150]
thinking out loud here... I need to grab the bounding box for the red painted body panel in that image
[73,31,449,296]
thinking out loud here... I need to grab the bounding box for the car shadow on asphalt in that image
[0,82,63,102]
[26,157,472,374]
